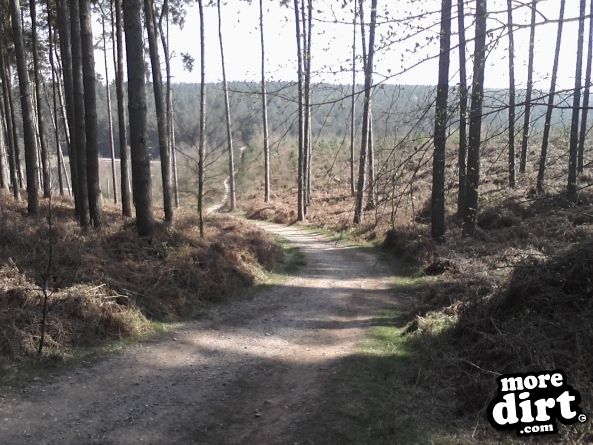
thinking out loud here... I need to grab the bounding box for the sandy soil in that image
[0,220,398,445]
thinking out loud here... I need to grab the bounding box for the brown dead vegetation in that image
[0,193,283,366]
[238,140,593,441]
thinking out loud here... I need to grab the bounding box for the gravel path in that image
[0,220,397,445]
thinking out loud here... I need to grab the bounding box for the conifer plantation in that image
[0,1,592,443]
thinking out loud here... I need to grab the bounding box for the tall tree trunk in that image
[70,0,90,227]
[47,1,65,196]
[123,0,155,236]
[0,88,15,194]
[114,0,132,217]
[9,0,39,214]
[259,0,271,202]
[170,108,181,207]
[568,0,587,203]
[457,0,467,217]
[431,0,452,242]
[197,0,206,237]
[302,0,312,212]
[158,0,179,208]
[49,84,66,196]
[293,0,305,221]
[359,1,375,211]
[0,28,19,201]
[366,107,376,209]
[57,0,80,212]
[358,0,375,212]
[506,0,516,187]
[353,0,377,224]
[349,0,357,197]
[80,0,103,228]
[578,0,593,173]
[519,0,537,173]
[8,78,24,190]
[29,0,50,198]
[0,95,7,189]
[462,0,488,237]
[170,100,179,207]
[52,72,73,197]
[537,0,565,193]
[0,108,6,189]
[102,12,118,204]
[217,0,236,211]
[144,0,173,223]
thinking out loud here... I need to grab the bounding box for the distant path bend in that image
[0,220,397,445]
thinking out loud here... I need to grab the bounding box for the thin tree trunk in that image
[353,0,377,224]
[217,0,236,211]
[0,102,7,189]
[102,12,118,204]
[0,97,17,197]
[519,0,537,173]
[115,0,132,217]
[9,81,24,190]
[43,81,67,195]
[158,0,180,208]
[0,33,19,201]
[507,0,516,187]
[50,78,73,195]
[171,101,180,207]
[462,0,488,237]
[57,0,79,210]
[29,0,51,198]
[302,0,312,212]
[197,0,206,237]
[457,0,468,217]
[307,1,313,207]
[431,0,452,242]
[366,107,376,210]
[80,0,103,228]
[8,82,24,190]
[9,0,39,214]
[170,92,179,207]
[48,83,65,196]
[568,0,587,203]
[123,0,155,236]
[537,0,565,193]
[70,0,90,227]
[54,73,71,148]
[293,0,305,221]
[360,2,375,212]
[357,0,374,211]
[578,0,593,172]
[47,3,64,196]
[259,0,271,202]
[350,0,357,198]
[144,0,173,223]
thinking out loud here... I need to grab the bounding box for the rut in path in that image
[0,221,398,445]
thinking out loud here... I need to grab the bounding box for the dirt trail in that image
[0,221,398,445]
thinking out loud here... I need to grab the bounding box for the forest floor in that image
[0,219,412,445]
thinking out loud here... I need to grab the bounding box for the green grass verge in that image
[0,321,179,390]
[283,232,516,444]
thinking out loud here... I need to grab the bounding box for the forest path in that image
[0,220,398,445]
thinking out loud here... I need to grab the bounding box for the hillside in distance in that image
[90,81,572,159]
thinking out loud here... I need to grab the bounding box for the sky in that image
[97,0,588,90]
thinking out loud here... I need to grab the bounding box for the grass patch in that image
[268,236,307,276]
[0,321,178,389]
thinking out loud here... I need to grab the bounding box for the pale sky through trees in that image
[97,1,583,90]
